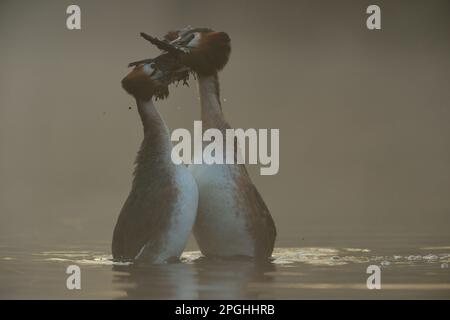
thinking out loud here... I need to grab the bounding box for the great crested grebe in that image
[112,59,198,263]
[144,27,277,259]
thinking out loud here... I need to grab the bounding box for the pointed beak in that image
[128,58,154,68]
[140,32,187,55]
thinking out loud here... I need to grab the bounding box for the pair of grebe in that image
[112,27,276,263]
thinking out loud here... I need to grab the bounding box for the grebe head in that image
[167,26,231,76]
[122,53,189,101]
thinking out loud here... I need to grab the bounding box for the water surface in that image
[1,236,449,299]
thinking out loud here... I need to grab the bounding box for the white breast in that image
[150,165,199,263]
[189,164,254,257]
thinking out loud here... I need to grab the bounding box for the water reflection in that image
[112,256,276,299]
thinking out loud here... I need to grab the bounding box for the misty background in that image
[1,0,449,249]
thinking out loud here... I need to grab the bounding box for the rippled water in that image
[1,237,449,299]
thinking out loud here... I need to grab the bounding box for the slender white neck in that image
[135,98,172,156]
[198,74,224,129]
[132,99,173,187]
[136,99,168,135]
